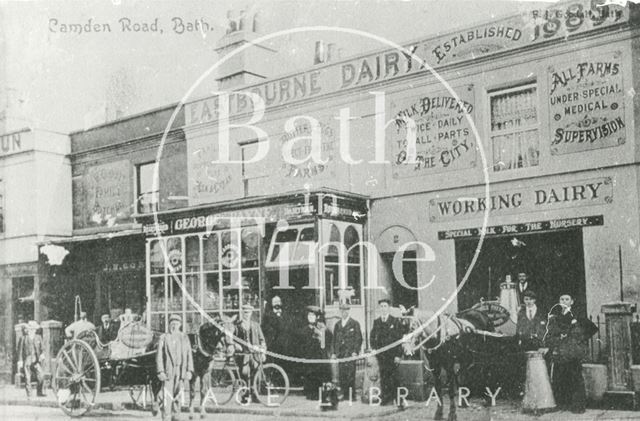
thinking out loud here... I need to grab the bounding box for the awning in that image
[43,228,142,245]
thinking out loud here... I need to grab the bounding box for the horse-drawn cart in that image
[52,322,160,417]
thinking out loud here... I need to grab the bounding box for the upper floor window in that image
[489,84,540,172]
[137,162,159,214]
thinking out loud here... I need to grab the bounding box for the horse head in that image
[401,309,441,356]
[197,313,238,357]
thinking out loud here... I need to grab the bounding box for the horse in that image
[401,308,496,421]
[187,314,237,419]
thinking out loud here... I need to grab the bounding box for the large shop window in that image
[137,162,160,214]
[147,227,262,333]
[489,84,540,172]
[322,221,363,307]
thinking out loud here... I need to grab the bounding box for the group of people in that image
[514,273,598,414]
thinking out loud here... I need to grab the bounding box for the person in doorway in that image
[231,304,266,403]
[369,298,404,406]
[64,311,96,339]
[17,321,45,398]
[545,293,597,414]
[516,290,546,351]
[97,314,117,344]
[331,303,362,400]
[156,314,193,421]
[516,271,533,305]
[298,305,333,400]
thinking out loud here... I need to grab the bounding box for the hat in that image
[169,314,182,324]
[242,304,255,311]
[339,303,351,310]
[523,290,537,300]
[26,320,40,330]
[305,305,322,314]
[378,298,391,305]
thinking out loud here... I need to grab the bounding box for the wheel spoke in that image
[76,346,84,373]
[61,349,79,373]
[81,380,94,397]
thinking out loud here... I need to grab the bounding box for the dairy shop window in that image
[489,84,540,172]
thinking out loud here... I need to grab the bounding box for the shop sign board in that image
[438,214,604,240]
[185,0,627,125]
[0,129,33,157]
[74,160,132,229]
[429,176,612,222]
[389,85,476,177]
[548,51,626,154]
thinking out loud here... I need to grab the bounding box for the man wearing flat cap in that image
[156,314,193,421]
[298,305,333,399]
[17,321,45,397]
[232,304,266,403]
[370,298,404,405]
[331,303,362,400]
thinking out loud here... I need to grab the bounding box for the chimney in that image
[214,9,277,91]
[314,41,339,65]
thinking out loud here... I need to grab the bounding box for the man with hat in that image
[516,290,546,351]
[231,304,266,403]
[17,321,45,397]
[298,305,333,400]
[369,298,404,405]
[545,293,597,414]
[156,314,193,421]
[331,303,362,400]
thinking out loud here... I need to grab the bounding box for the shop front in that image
[139,190,369,335]
[371,168,640,320]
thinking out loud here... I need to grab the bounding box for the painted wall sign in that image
[548,51,625,154]
[74,160,132,228]
[0,129,33,157]
[429,177,612,222]
[185,0,627,126]
[438,215,604,240]
[278,117,337,180]
[187,135,239,205]
[389,85,476,177]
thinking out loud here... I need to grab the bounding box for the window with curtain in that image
[490,84,540,172]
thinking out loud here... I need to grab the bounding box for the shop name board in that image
[549,52,626,154]
[0,129,33,157]
[429,177,612,222]
[438,215,604,240]
[102,261,145,272]
[185,0,627,125]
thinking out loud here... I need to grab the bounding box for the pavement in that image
[1,385,639,420]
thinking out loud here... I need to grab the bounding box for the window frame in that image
[488,82,540,172]
[136,161,160,214]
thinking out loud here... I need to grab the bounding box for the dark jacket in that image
[298,322,333,360]
[97,322,118,343]
[545,309,597,363]
[370,315,404,359]
[261,312,292,356]
[332,317,363,358]
[18,335,43,365]
[516,306,547,350]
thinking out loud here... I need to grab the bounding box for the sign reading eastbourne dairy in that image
[185,1,627,125]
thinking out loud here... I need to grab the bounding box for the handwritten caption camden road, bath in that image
[428,177,612,222]
[549,51,626,154]
[48,17,216,35]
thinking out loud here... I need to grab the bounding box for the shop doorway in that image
[381,251,419,309]
[454,229,586,317]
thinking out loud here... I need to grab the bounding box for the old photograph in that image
[0,0,639,420]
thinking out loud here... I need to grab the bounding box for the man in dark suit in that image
[261,296,292,371]
[516,271,533,305]
[17,321,45,397]
[298,305,333,400]
[516,290,546,351]
[331,303,362,400]
[369,299,403,405]
[545,293,597,414]
[97,314,117,343]
[232,304,267,402]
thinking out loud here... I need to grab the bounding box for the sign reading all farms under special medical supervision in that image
[548,51,625,155]
[390,85,476,178]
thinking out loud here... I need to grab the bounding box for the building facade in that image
[59,1,639,351]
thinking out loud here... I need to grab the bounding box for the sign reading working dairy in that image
[429,177,612,222]
[185,1,627,126]
[389,85,476,177]
[548,51,625,154]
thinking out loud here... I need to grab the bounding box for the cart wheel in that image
[53,339,101,417]
[252,363,289,407]
[129,383,153,409]
[208,367,236,405]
